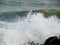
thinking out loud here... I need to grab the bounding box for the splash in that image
[0,11,60,45]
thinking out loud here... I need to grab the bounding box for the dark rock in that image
[44,36,60,45]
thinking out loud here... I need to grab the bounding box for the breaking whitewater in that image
[0,10,60,45]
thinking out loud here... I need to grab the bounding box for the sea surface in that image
[0,0,60,45]
[0,0,60,12]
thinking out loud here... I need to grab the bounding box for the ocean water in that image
[0,0,60,45]
[0,0,60,12]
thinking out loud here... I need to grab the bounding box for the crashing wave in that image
[0,10,60,45]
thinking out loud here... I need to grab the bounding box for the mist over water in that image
[0,11,60,45]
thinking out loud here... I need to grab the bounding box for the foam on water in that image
[0,11,60,45]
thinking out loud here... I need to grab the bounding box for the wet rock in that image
[43,36,60,45]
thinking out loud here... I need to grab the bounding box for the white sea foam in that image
[0,12,60,45]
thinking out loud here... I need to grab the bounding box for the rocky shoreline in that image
[28,36,60,45]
